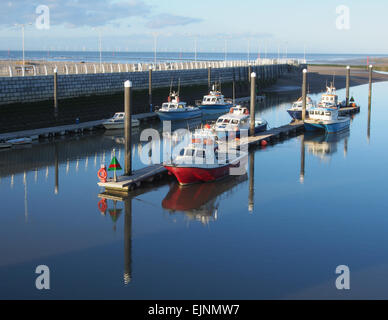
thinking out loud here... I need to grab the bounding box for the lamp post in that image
[14,23,32,69]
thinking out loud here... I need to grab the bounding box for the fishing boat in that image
[156,92,201,121]
[304,105,350,134]
[164,131,248,185]
[102,113,140,130]
[197,83,232,113]
[6,137,32,145]
[287,96,316,120]
[214,106,267,140]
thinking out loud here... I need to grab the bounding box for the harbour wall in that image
[0,64,301,106]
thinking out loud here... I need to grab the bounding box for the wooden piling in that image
[368,64,373,108]
[208,67,211,90]
[346,66,350,106]
[54,67,58,115]
[302,69,307,122]
[148,66,153,112]
[124,80,132,176]
[250,72,256,136]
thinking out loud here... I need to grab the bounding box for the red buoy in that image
[261,140,268,147]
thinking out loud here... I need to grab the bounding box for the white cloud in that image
[146,14,202,29]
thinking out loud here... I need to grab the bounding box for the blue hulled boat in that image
[156,92,202,121]
[304,106,350,134]
[287,96,315,120]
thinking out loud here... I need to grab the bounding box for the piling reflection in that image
[98,194,132,285]
[162,174,248,225]
[248,152,255,212]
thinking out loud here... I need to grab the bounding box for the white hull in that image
[103,119,140,130]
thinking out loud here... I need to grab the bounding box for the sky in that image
[0,0,387,54]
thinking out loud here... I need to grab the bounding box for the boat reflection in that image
[162,174,248,225]
[303,130,350,162]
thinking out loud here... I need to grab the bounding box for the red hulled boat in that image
[164,129,247,185]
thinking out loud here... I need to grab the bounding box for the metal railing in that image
[0,59,306,77]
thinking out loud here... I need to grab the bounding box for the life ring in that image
[98,166,108,182]
[98,199,108,214]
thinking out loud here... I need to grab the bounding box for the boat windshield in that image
[223,119,230,124]
[185,149,195,156]
[231,120,239,125]
[217,118,224,123]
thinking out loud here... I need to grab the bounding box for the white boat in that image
[7,137,33,145]
[0,142,12,149]
[156,92,202,121]
[103,113,140,130]
[214,106,268,139]
[197,84,233,113]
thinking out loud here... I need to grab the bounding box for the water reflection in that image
[303,130,350,162]
[162,174,248,225]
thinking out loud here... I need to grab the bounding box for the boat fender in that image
[230,108,234,113]
[98,165,108,183]
[261,140,268,147]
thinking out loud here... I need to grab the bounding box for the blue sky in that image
[1,0,387,53]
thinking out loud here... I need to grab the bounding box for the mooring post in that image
[124,80,132,176]
[208,67,211,90]
[233,80,236,106]
[346,66,350,106]
[368,64,373,108]
[148,66,153,112]
[302,69,307,122]
[124,197,132,285]
[54,67,58,116]
[250,72,256,136]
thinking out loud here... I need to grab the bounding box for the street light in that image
[152,33,158,65]
[14,23,33,67]
[92,28,103,66]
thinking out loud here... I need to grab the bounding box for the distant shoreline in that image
[265,65,388,94]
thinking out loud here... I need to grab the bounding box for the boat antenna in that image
[169,79,173,95]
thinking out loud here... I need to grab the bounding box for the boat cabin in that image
[308,107,339,121]
[202,91,226,105]
[319,85,339,107]
[112,113,125,120]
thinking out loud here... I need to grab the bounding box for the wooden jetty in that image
[97,121,305,193]
[0,112,158,141]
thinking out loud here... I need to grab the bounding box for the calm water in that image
[0,82,387,299]
[0,50,385,65]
